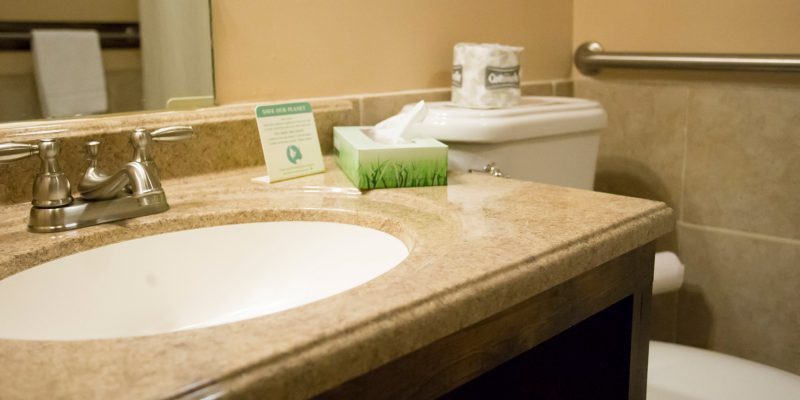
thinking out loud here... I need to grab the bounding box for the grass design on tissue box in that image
[334,127,448,189]
[360,159,446,189]
[340,153,446,189]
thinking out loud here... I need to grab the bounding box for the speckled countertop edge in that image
[0,158,673,400]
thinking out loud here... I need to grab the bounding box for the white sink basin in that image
[0,221,409,341]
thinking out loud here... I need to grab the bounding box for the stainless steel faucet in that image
[0,126,194,233]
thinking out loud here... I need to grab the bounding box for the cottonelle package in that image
[451,43,523,109]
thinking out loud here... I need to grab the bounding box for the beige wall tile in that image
[676,223,800,374]
[576,78,799,373]
[360,88,450,126]
[340,98,361,132]
[521,81,553,96]
[575,79,687,252]
[315,99,360,153]
[651,292,679,342]
[683,84,800,239]
[553,80,574,97]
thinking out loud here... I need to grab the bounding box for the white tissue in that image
[370,100,428,144]
[653,251,685,295]
[452,43,523,109]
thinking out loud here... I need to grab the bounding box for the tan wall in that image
[211,0,572,104]
[573,0,800,375]
[0,0,138,22]
[574,0,800,54]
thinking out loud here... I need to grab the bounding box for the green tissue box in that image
[333,126,448,189]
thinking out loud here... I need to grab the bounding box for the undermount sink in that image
[0,221,409,341]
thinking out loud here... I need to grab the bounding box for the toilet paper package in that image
[452,43,523,109]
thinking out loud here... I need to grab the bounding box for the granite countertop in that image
[0,157,672,399]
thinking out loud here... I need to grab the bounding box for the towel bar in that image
[575,41,800,75]
[0,22,139,51]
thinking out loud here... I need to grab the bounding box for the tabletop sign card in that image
[254,102,325,182]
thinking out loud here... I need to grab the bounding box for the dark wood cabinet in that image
[318,243,654,400]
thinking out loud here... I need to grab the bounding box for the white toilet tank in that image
[405,96,607,189]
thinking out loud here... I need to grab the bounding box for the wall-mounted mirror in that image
[0,0,214,124]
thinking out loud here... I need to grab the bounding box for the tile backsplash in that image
[0,100,355,206]
[576,77,800,374]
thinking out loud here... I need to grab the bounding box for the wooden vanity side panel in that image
[629,265,654,400]
[315,242,655,400]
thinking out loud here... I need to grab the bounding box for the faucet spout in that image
[79,161,162,200]
[125,161,162,198]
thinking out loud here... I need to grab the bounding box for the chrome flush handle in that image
[469,162,508,178]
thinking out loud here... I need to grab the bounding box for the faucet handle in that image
[1,139,72,208]
[150,126,194,142]
[130,126,194,163]
[85,141,100,161]
[0,142,39,163]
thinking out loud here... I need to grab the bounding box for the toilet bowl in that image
[406,96,800,399]
[649,254,800,399]
[648,340,800,400]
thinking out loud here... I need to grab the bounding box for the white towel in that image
[31,29,108,118]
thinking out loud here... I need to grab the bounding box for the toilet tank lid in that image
[403,96,607,144]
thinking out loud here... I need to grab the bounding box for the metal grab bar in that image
[0,22,139,51]
[575,41,800,75]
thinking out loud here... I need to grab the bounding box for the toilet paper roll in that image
[653,251,685,295]
[452,43,523,109]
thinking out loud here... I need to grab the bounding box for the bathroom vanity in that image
[0,99,672,399]
[0,158,671,399]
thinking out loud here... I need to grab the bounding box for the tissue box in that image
[334,126,447,189]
